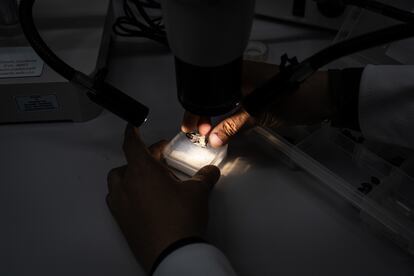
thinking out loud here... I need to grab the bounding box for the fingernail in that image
[209,133,223,148]
[199,124,212,136]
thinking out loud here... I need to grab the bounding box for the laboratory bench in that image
[1,8,414,276]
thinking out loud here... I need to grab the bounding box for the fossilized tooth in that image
[186,132,208,148]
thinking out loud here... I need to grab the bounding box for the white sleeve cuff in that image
[359,65,414,149]
[153,243,238,276]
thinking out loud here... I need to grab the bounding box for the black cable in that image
[244,1,414,117]
[123,0,157,33]
[132,0,163,31]
[19,0,149,127]
[304,23,414,72]
[19,0,76,81]
[243,22,414,117]
[344,0,414,23]
[113,0,167,45]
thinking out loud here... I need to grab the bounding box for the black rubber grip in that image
[88,82,149,127]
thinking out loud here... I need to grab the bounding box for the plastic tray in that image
[249,125,414,256]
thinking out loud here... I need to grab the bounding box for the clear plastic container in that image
[248,125,414,256]
[164,132,228,176]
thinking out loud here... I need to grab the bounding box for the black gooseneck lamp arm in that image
[19,0,149,127]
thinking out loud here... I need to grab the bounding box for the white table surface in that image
[1,13,414,276]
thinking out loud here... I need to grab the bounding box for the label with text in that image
[15,95,59,112]
[0,47,44,79]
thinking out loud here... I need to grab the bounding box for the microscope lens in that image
[175,57,243,117]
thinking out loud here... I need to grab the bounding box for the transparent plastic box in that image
[248,125,414,256]
[164,132,228,176]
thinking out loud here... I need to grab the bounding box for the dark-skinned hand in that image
[182,60,333,148]
[106,127,221,273]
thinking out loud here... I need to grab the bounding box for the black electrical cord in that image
[344,0,414,23]
[305,23,414,72]
[19,0,76,81]
[243,1,414,117]
[133,0,162,30]
[19,0,149,127]
[308,0,414,72]
[113,0,167,45]
[244,20,414,116]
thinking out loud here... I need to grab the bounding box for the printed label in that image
[0,47,44,79]
[15,95,59,112]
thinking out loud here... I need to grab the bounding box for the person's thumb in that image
[209,110,250,148]
[191,165,221,191]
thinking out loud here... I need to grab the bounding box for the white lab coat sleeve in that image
[153,243,238,276]
[359,65,414,149]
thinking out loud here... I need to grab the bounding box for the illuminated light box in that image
[164,132,228,176]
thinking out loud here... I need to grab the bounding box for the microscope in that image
[161,0,255,117]
[159,0,255,175]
